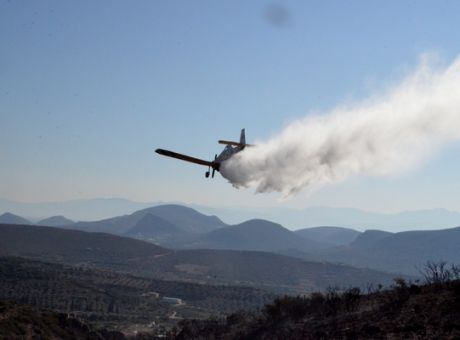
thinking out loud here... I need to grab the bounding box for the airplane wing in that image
[155,149,215,167]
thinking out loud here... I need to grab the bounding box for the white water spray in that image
[220,56,460,196]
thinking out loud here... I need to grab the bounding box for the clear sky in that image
[2,0,460,213]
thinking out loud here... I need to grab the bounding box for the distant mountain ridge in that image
[3,197,460,230]
[67,204,226,235]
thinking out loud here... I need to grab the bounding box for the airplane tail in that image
[240,129,246,145]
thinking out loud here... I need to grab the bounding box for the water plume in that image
[220,55,460,196]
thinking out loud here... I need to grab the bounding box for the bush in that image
[421,261,460,285]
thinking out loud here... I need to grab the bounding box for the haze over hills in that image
[3,198,460,231]
[190,204,460,231]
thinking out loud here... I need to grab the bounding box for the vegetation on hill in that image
[172,263,460,339]
[143,249,396,294]
[0,256,274,334]
[0,299,126,339]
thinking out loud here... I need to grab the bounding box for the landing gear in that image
[205,171,210,178]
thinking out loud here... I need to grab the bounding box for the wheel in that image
[205,171,210,178]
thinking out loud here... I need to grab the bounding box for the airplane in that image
[155,129,252,178]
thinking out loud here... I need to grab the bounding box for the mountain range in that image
[3,197,460,230]
[2,203,460,276]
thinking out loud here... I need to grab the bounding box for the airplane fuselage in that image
[214,145,243,169]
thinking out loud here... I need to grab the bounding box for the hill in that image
[0,224,169,267]
[295,226,361,247]
[140,249,396,294]
[190,219,319,252]
[0,212,31,225]
[350,229,393,248]
[67,204,226,235]
[315,226,460,274]
[124,213,195,247]
[132,205,227,233]
[37,215,74,226]
[173,274,460,339]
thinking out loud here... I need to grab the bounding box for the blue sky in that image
[1,0,460,212]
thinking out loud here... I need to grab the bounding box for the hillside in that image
[0,256,273,333]
[0,224,169,267]
[189,219,319,252]
[0,299,125,339]
[141,249,396,294]
[124,213,196,248]
[174,274,460,339]
[0,224,395,294]
[0,212,31,225]
[295,226,361,247]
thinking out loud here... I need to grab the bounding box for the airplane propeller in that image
[212,154,217,178]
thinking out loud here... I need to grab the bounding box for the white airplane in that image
[156,129,252,178]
